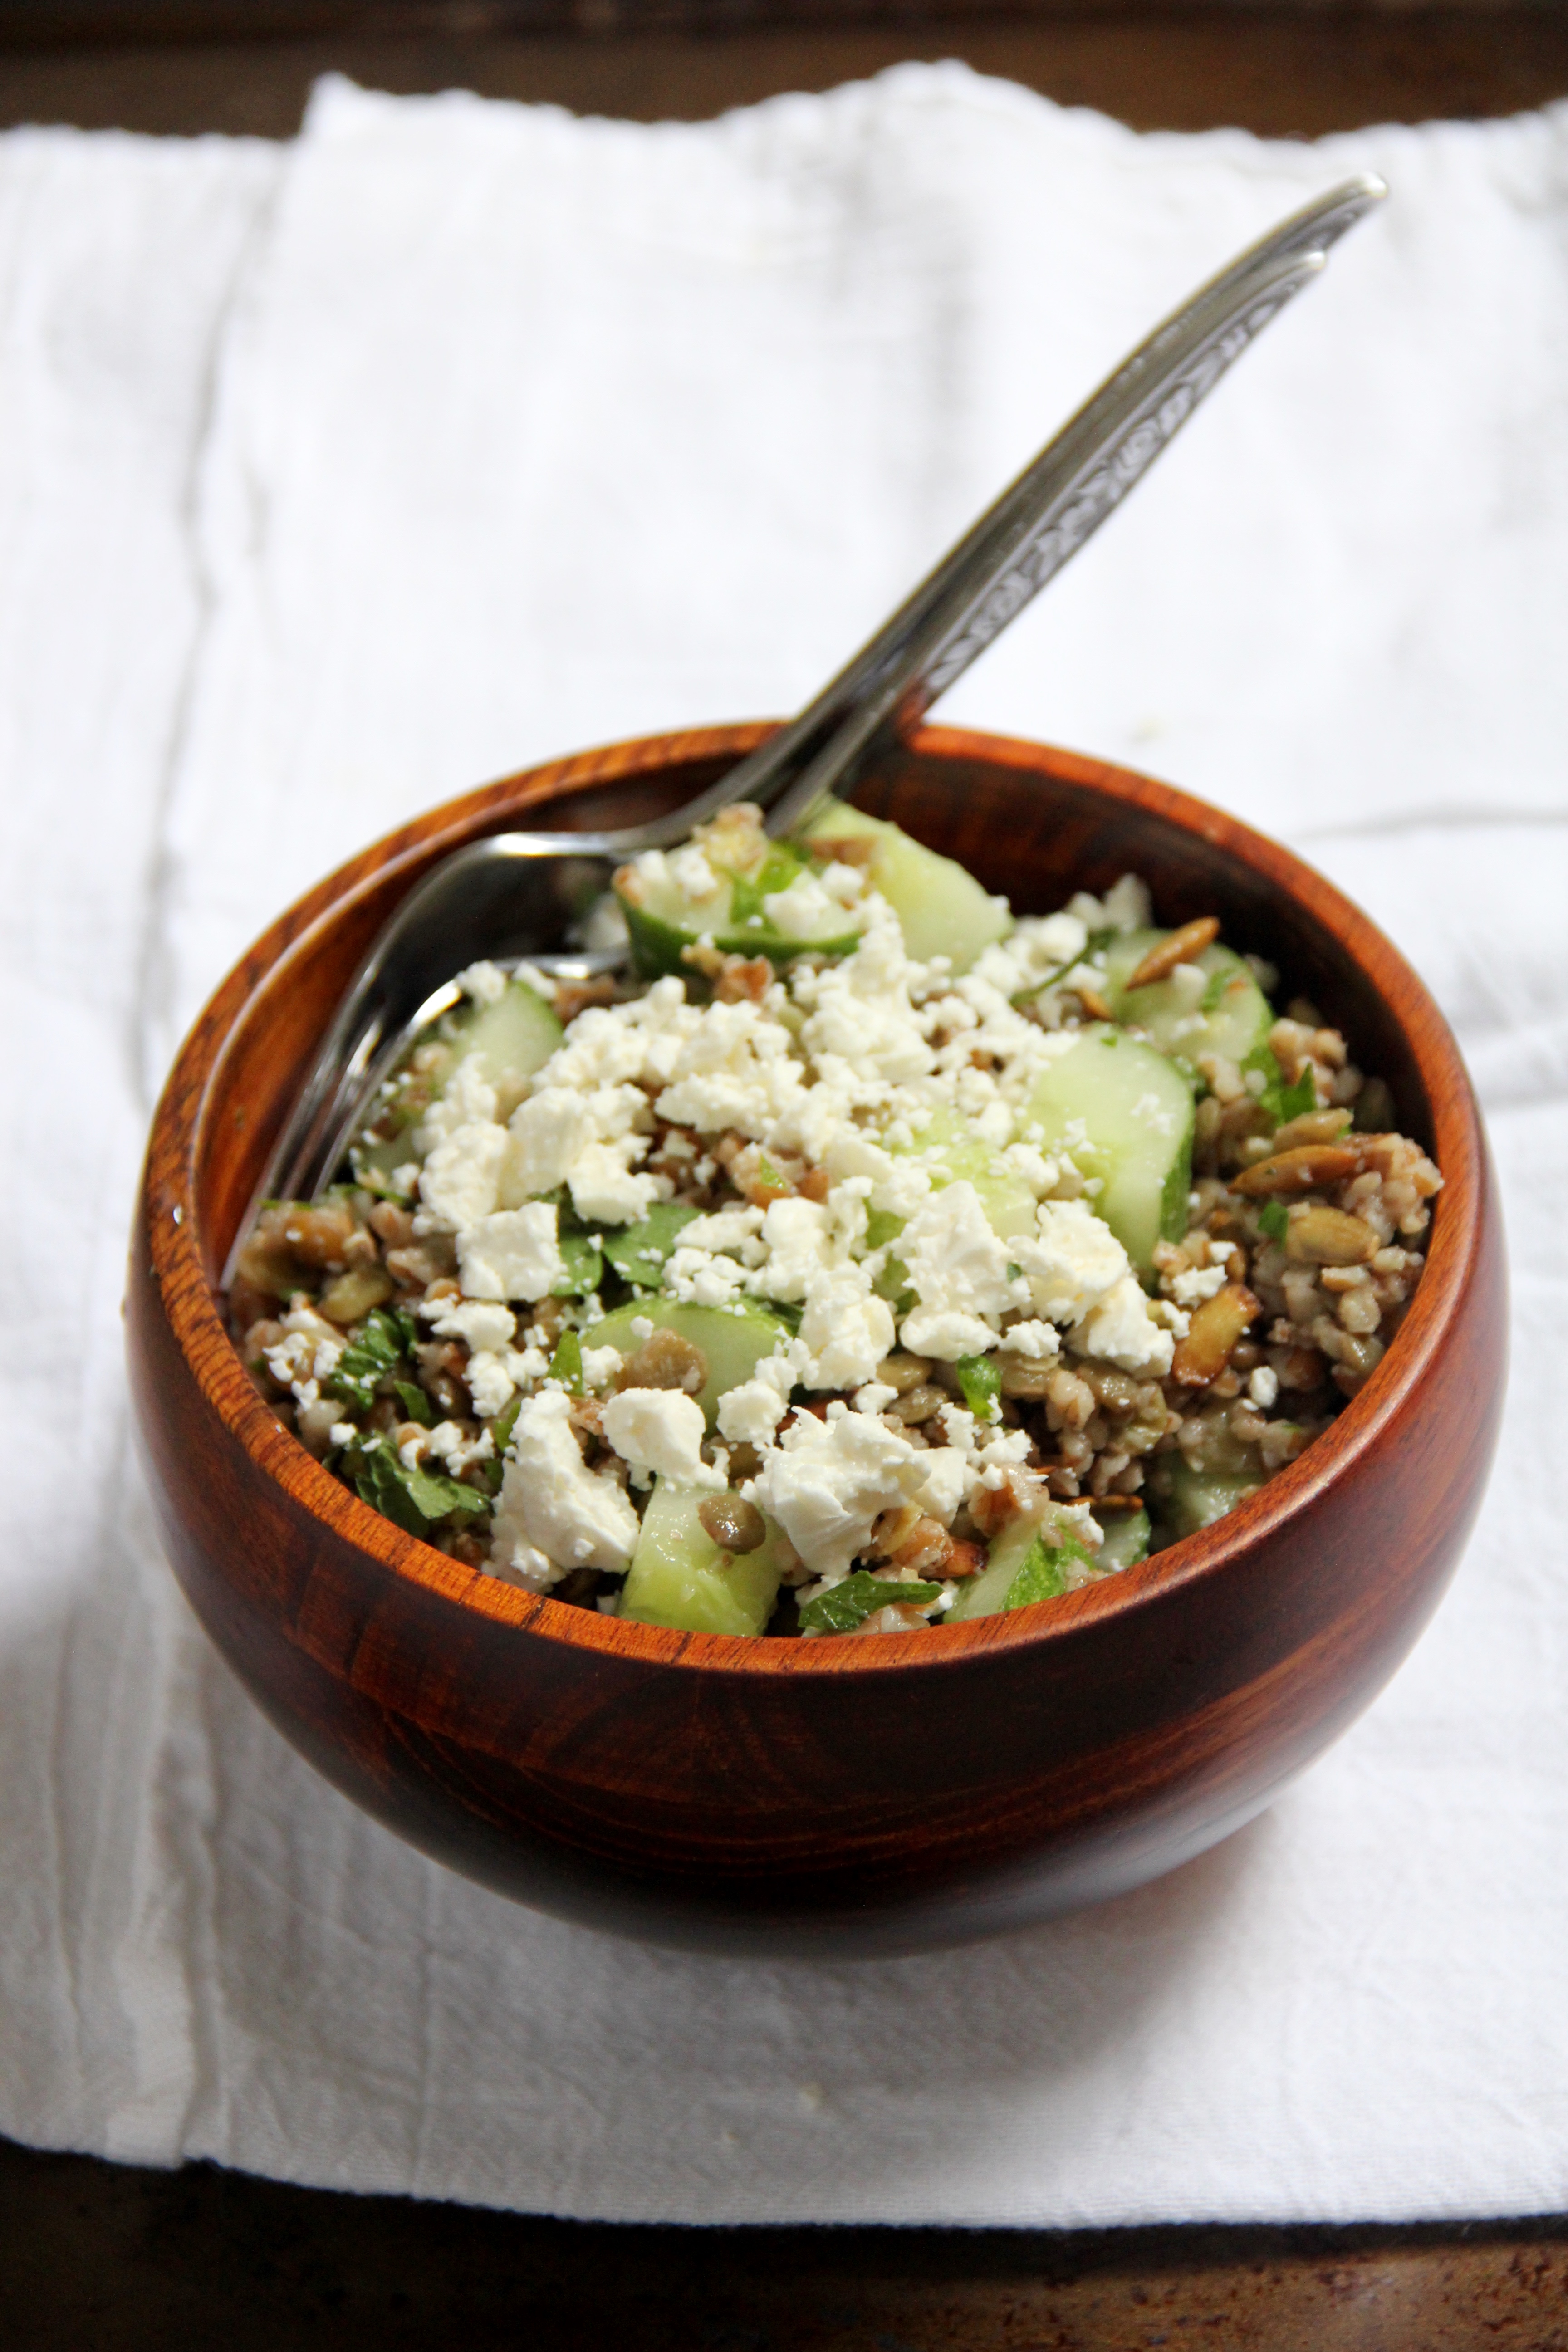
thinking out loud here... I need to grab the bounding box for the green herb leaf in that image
[347,1436,488,1538]
[326,1308,412,1412]
[954,1355,1001,1423]
[1002,1534,1093,1610]
[1277,1068,1317,1122]
[552,1232,603,1298]
[727,845,804,931]
[393,1379,433,1426]
[1019,924,1120,1006]
[1244,1046,1317,1128]
[548,1331,584,1395]
[599,1202,701,1289]
[1200,966,1230,1013]
[864,1207,906,1254]
[1258,1199,1290,1244]
[491,1394,522,1453]
[797,1571,945,1635]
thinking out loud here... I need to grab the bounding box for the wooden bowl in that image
[127,724,1505,1956]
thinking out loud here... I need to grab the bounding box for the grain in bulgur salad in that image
[230,798,1440,1639]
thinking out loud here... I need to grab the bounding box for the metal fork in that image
[255,173,1385,1218]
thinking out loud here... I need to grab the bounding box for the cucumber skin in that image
[1024,1027,1195,1272]
[622,896,860,980]
[801,802,1010,974]
[618,1479,788,1637]
[583,1298,793,1431]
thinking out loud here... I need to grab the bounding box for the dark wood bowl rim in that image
[148,721,1485,1681]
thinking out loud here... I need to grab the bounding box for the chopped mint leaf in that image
[954,1355,1001,1423]
[1277,1069,1317,1122]
[491,1394,522,1453]
[1244,1048,1316,1128]
[1003,1534,1093,1610]
[870,1252,911,1307]
[1200,966,1230,1013]
[393,1380,433,1426]
[548,1331,584,1394]
[797,1572,944,1635]
[864,1207,906,1254]
[552,1232,603,1298]
[727,845,804,931]
[347,1436,487,1538]
[1006,1261,1023,1282]
[1259,1198,1290,1243]
[601,1203,700,1289]
[326,1308,411,1412]
[1021,925,1120,1005]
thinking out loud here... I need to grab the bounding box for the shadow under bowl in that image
[127,723,1505,1957]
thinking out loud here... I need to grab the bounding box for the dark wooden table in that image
[4,7,1566,2343]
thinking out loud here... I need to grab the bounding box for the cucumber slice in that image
[617,1477,791,1637]
[583,1298,794,1431]
[1101,931,1272,1071]
[1024,1027,1195,1272]
[617,842,862,978]
[948,1499,1147,1622]
[454,978,564,1117]
[886,1105,1038,1245]
[800,800,1011,974]
[1164,1460,1263,1539]
[1093,1504,1152,1571]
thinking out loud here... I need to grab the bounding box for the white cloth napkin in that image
[2,65,1565,2225]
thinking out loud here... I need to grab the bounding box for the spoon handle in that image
[670,173,1384,842]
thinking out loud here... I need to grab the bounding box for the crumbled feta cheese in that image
[754,1196,838,1301]
[601,1388,723,1490]
[1249,1364,1280,1409]
[463,1351,516,1420]
[581,1344,624,1393]
[456,959,508,1005]
[491,1390,638,1575]
[998,1318,1060,1360]
[1074,1274,1174,1377]
[762,871,844,941]
[1170,1262,1229,1308]
[746,1405,940,1581]
[418,1118,509,1230]
[1014,1198,1131,1325]
[427,1298,516,1354]
[458,1203,564,1302]
[667,842,724,901]
[427,1422,494,1474]
[896,1181,1017,1360]
[796,1266,894,1392]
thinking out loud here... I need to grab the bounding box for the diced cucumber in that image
[1024,1026,1194,1272]
[583,1298,794,1431]
[800,800,1011,974]
[949,1497,1148,1622]
[1164,1460,1263,1539]
[885,1104,1039,1245]
[450,979,564,1119]
[617,1478,791,1637]
[617,841,862,978]
[1093,1504,1152,1571]
[1101,931,1272,1072]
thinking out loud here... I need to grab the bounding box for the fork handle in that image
[659,174,1383,844]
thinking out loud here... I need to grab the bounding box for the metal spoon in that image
[255,173,1385,1218]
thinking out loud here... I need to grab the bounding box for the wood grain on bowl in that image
[127,726,1505,1955]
